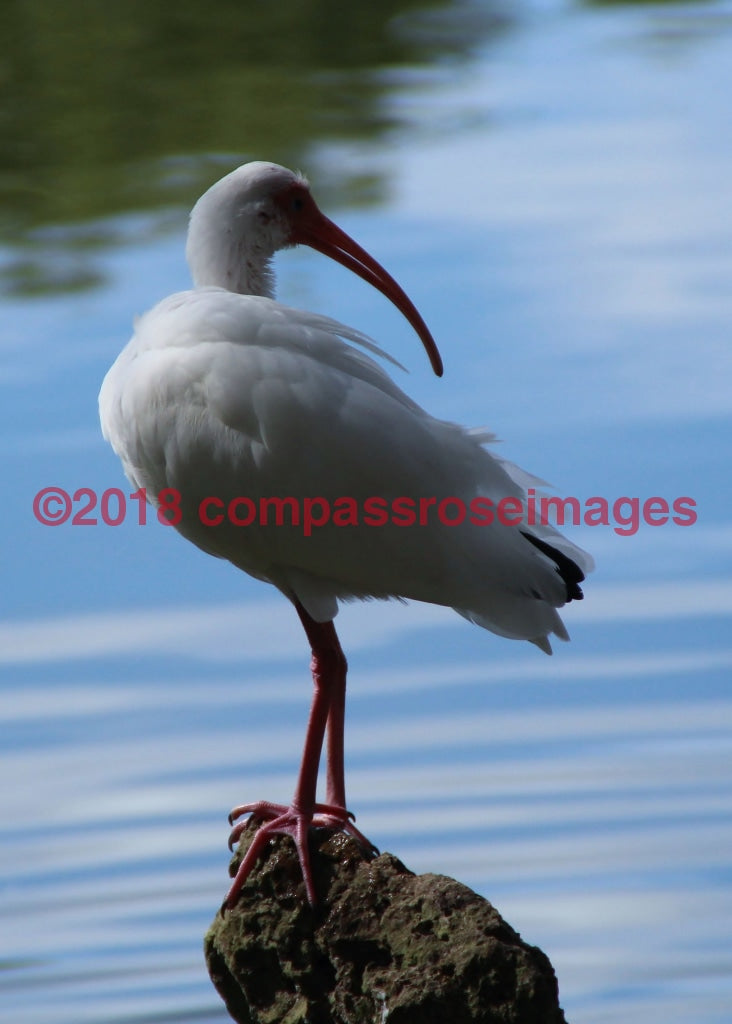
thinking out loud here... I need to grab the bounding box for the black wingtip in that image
[520,531,586,602]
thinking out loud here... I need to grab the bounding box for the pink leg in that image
[297,602,348,813]
[324,653,346,809]
[224,602,375,909]
[319,642,376,857]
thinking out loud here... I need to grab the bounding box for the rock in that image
[205,818,568,1024]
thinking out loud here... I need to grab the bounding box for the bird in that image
[99,160,593,908]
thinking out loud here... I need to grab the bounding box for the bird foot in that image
[223,799,378,910]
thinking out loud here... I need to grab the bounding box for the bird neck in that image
[185,194,276,298]
[186,230,276,298]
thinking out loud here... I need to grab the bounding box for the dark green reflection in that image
[0,0,507,296]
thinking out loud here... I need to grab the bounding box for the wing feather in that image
[100,288,592,652]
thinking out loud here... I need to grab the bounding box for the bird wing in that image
[100,288,592,652]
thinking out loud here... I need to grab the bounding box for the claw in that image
[227,821,247,851]
[224,800,376,908]
[229,799,283,827]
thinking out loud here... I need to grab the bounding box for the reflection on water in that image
[2,2,732,1023]
[0,0,506,296]
[3,604,732,1023]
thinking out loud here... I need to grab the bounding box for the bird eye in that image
[291,195,304,213]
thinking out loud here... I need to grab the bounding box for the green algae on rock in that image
[205,819,568,1024]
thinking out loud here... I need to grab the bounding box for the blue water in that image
[2,2,732,1022]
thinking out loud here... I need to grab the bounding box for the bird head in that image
[186,161,443,376]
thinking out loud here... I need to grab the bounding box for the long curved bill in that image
[285,190,443,377]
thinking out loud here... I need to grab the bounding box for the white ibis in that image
[99,161,592,907]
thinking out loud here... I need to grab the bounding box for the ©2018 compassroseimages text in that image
[34,486,696,537]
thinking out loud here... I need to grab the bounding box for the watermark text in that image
[33,486,697,537]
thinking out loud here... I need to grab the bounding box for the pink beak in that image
[282,187,443,377]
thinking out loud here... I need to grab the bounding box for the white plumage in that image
[100,161,592,906]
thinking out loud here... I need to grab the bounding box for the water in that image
[2,1,731,1021]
